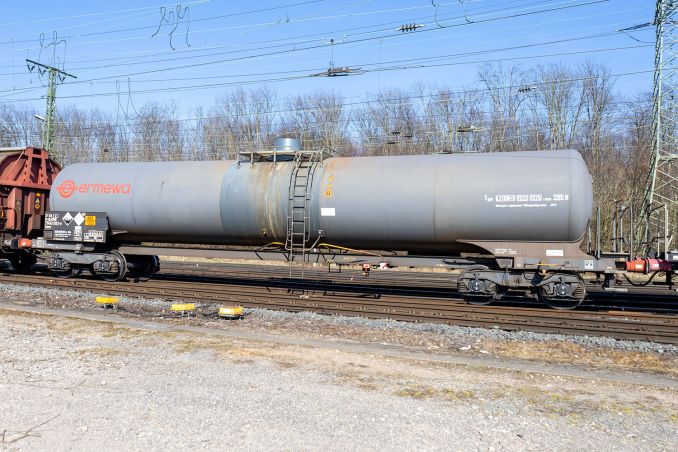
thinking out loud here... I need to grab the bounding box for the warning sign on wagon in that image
[44,211,109,243]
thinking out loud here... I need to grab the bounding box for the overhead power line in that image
[0,45,651,103]
[0,0,322,44]
[40,70,653,132]
[0,0,608,65]
[0,17,642,101]
[0,1,211,28]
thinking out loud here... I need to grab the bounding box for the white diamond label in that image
[73,212,85,226]
[62,212,73,225]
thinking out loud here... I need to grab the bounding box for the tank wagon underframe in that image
[107,240,621,309]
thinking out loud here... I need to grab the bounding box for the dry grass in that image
[499,382,676,421]
[68,347,128,358]
[171,334,277,360]
[480,340,678,376]
[394,385,476,401]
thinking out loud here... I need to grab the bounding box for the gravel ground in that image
[0,282,677,450]
[3,282,678,352]
[0,282,676,375]
[1,308,677,451]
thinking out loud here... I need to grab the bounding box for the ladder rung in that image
[287,158,316,265]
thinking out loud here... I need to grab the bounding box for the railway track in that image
[1,262,677,344]
[158,261,678,313]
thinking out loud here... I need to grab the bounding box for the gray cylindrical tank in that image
[50,149,592,253]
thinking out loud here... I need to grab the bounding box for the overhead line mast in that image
[641,0,677,256]
[25,59,76,162]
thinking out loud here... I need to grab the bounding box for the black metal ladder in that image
[285,151,322,277]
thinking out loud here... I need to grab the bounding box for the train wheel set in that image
[457,267,587,309]
[1,144,676,309]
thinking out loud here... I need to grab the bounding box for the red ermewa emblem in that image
[57,180,76,198]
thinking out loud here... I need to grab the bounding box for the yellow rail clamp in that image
[96,296,119,307]
[218,306,244,319]
[170,303,196,314]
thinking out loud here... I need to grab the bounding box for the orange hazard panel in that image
[0,147,60,235]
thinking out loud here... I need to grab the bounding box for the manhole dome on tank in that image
[272,137,302,153]
[239,136,303,163]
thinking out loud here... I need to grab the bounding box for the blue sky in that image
[0,0,657,117]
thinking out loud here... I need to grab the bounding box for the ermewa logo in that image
[57,179,131,198]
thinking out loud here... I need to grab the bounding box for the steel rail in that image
[1,269,677,344]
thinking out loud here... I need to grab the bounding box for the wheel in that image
[457,265,497,305]
[53,267,76,279]
[127,255,158,282]
[96,250,128,282]
[9,251,37,273]
[47,255,76,278]
[537,273,586,310]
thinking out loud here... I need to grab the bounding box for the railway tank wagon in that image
[41,141,610,307]
[50,149,591,248]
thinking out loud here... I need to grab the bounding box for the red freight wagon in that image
[0,147,60,271]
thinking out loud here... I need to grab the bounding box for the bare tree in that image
[623,93,653,210]
[0,104,40,148]
[477,62,529,151]
[580,60,615,164]
[212,86,276,158]
[90,110,117,162]
[355,87,423,156]
[280,90,348,152]
[130,101,183,161]
[530,64,584,149]
[54,106,96,165]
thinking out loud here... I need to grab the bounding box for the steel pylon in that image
[25,59,76,163]
[641,0,678,256]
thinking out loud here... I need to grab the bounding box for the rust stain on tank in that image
[247,162,290,243]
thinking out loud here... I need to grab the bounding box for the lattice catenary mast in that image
[25,59,76,162]
[641,0,678,255]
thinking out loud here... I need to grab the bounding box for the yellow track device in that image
[218,306,244,319]
[95,296,119,308]
[170,303,196,315]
